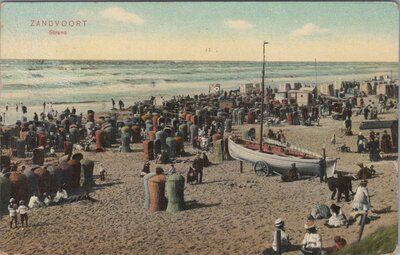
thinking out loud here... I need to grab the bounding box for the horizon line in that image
[0,58,397,63]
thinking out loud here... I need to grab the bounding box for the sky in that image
[0,2,398,62]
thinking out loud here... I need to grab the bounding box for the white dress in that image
[54,189,68,203]
[328,209,347,227]
[28,195,43,208]
[352,186,371,211]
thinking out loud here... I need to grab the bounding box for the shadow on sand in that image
[262,244,303,255]
[199,179,234,185]
[184,200,221,210]
[30,221,56,228]
[92,180,124,190]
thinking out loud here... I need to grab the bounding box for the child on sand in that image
[100,168,107,181]
[8,198,18,228]
[17,200,29,227]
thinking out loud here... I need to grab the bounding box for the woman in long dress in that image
[352,180,371,212]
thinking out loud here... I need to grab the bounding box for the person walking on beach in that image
[5,102,8,111]
[16,103,19,112]
[17,200,29,227]
[8,198,18,228]
[111,98,115,109]
[272,218,291,253]
[119,99,125,111]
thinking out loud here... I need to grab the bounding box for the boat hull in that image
[228,138,336,177]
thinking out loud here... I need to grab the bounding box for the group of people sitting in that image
[281,163,301,182]
[267,129,286,143]
[28,187,97,208]
[8,186,98,229]
[272,215,347,255]
[271,163,375,254]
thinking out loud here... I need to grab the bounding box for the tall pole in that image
[259,41,269,152]
[315,58,318,86]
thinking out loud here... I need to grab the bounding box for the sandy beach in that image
[0,94,397,255]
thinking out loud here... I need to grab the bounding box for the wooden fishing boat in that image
[228,137,337,177]
[235,42,337,177]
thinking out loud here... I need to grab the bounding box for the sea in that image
[0,59,397,124]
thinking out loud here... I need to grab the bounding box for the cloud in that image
[291,23,329,37]
[224,19,254,30]
[101,7,144,25]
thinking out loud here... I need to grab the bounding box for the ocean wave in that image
[30,73,44,78]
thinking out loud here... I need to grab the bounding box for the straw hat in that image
[274,218,284,228]
[304,221,316,230]
[9,198,15,203]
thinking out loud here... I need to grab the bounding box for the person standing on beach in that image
[5,103,8,111]
[8,198,18,228]
[22,104,27,114]
[352,180,371,212]
[33,112,38,122]
[43,101,46,113]
[119,100,125,110]
[111,98,115,109]
[192,153,204,184]
[16,103,19,112]
[363,106,370,120]
[319,158,326,183]
[99,168,107,181]
[17,200,29,227]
